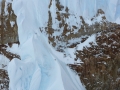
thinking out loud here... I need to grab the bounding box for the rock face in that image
[0,69,9,90]
[0,0,18,44]
[40,0,119,53]
[41,3,107,51]
[70,25,120,90]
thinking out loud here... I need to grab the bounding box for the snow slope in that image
[7,0,120,90]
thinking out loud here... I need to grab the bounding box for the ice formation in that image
[7,0,120,90]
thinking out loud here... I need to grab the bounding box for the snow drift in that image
[7,0,120,90]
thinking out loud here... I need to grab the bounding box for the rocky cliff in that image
[0,0,18,44]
